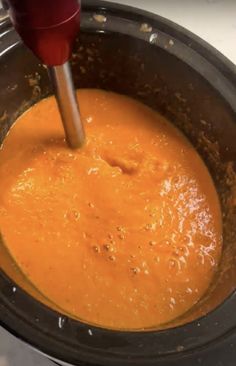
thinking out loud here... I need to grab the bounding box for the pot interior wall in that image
[0,29,235,329]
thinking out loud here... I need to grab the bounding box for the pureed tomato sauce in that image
[0,89,222,329]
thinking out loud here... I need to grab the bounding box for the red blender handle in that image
[6,0,81,66]
[4,0,85,149]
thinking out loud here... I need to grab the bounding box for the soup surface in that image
[0,89,222,329]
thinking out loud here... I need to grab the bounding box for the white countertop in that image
[0,0,236,365]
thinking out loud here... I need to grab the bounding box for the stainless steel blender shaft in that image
[49,62,85,149]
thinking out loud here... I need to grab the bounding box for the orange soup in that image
[0,89,222,329]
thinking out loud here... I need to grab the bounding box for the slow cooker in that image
[0,1,235,365]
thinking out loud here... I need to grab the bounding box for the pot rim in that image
[0,1,235,365]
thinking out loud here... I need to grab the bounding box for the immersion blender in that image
[3,0,85,148]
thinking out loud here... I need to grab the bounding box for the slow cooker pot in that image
[0,1,235,365]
